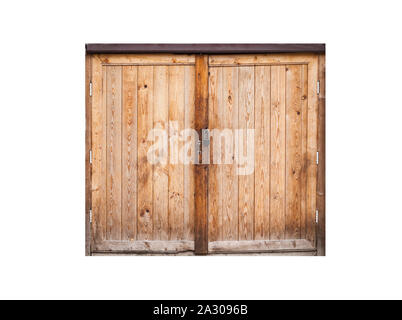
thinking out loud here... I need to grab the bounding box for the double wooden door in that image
[88,53,319,255]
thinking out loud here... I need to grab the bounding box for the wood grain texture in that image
[137,66,154,240]
[106,66,122,240]
[270,65,286,240]
[93,240,194,253]
[306,57,319,244]
[122,66,138,241]
[209,53,317,66]
[285,65,302,239]
[85,54,92,255]
[168,66,185,240]
[317,54,326,256]
[208,66,222,241]
[238,66,254,240]
[91,56,106,244]
[194,55,209,254]
[152,66,169,240]
[88,52,320,255]
[222,67,239,241]
[300,64,309,238]
[184,66,196,240]
[209,239,314,253]
[96,54,195,65]
[254,66,270,240]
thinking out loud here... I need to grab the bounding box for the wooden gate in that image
[85,44,325,256]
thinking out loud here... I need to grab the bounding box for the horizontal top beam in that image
[86,43,325,54]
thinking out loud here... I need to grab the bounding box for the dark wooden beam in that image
[194,55,209,255]
[86,43,325,54]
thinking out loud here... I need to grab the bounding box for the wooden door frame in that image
[85,44,325,256]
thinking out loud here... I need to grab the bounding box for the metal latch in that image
[89,209,92,223]
[89,81,93,97]
[315,210,319,224]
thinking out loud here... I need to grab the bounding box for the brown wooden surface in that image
[238,66,254,240]
[254,66,270,240]
[88,51,323,255]
[317,54,326,256]
[270,65,286,240]
[194,55,209,254]
[91,59,197,250]
[106,66,122,240]
[206,56,318,251]
[91,55,106,244]
[152,66,169,240]
[85,55,92,256]
[122,66,138,241]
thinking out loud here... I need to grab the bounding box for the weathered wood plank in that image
[306,57,319,244]
[317,54,326,256]
[97,54,195,65]
[238,66,254,240]
[270,66,286,240]
[91,56,106,244]
[93,240,194,253]
[300,64,308,238]
[285,65,302,239]
[194,55,209,254]
[122,66,138,241]
[254,66,270,240]
[106,66,122,240]
[209,239,314,253]
[85,54,92,255]
[168,66,185,240]
[137,66,154,240]
[152,66,169,241]
[183,65,196,240]
[208,67,223,242]
[209,54,317,66]
[221,67,239,241]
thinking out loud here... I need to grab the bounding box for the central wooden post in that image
[194,55,209,255]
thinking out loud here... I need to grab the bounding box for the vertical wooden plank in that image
[184,66,195,240]
[254,66,270,240]
[306,57,319,244]
[285,65,302,239]
[168,66,185,240]
[106,66,122,240]
[91,56,106,244]
[317,54,326,255]
[137,66,154,240]
[122,66,137,241]
[153,66,169,241]
[85,54,92,255]
[222,67,239,241]
[238,66,254,241]
[194,55,209,254]
[270,65,286,240]
[300,64,308,239]
[208,67,223,242]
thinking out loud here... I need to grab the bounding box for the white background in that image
[0,0,401,299]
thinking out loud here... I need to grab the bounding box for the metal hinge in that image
[89,81,93,97]
[316,151,319,165]
[317,81,320,95]
[89,209,92,223]
[89,150,92,164]
[315,209,319,224]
